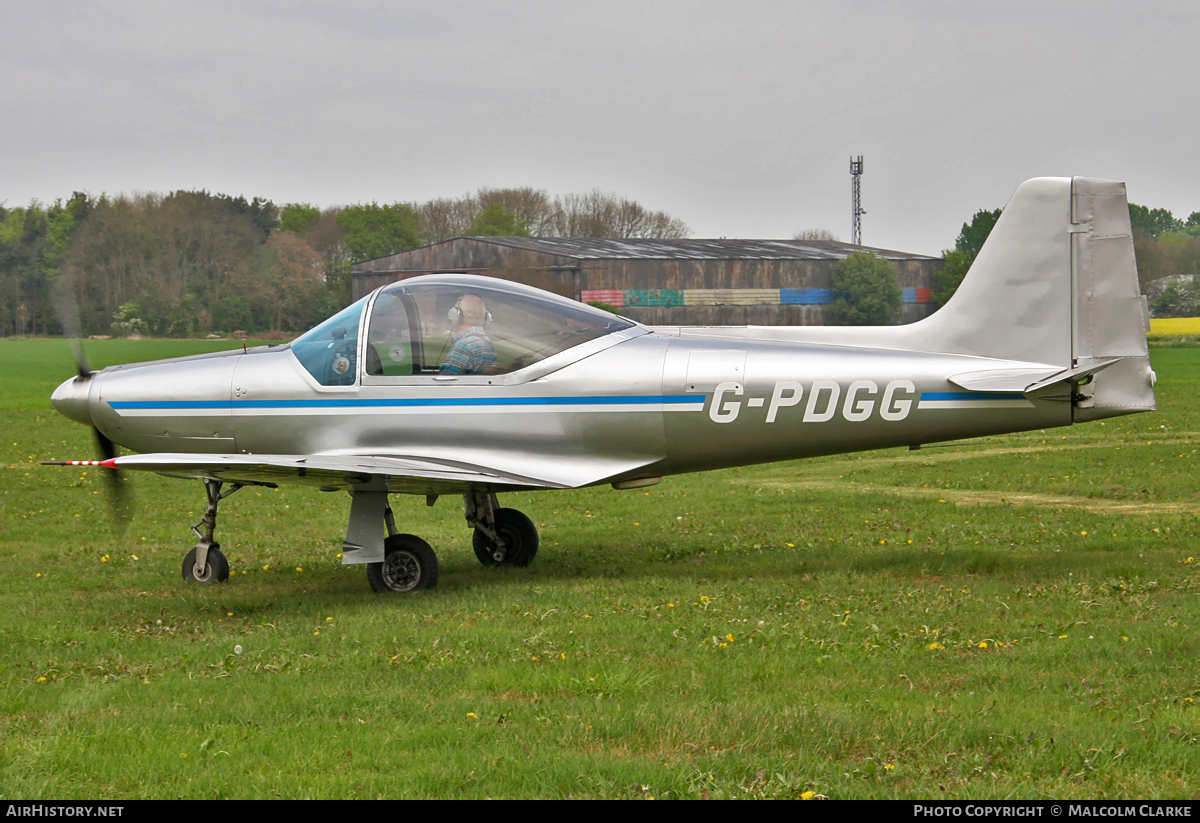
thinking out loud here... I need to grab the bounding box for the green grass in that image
[1,339,1197,799]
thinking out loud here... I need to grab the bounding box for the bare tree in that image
[792,228,840,242]
[416,196,478,244]
[552,190,689,239]
[415,187,689,242]
[476,187,555,235]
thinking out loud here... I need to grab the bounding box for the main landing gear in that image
[366,503,440,593]
[366,492,540,593]
[466,492,539,567]
[178,481,540,593]
[182,479,243,584]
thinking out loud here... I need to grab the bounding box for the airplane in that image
[45,177,1156,593]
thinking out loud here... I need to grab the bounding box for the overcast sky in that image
[3,0,1197,255]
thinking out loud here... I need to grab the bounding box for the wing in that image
[99,451,658,495]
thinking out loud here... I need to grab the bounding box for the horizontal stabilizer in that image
[948,358,1120,394]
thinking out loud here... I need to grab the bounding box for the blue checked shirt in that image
[439,327,499,375]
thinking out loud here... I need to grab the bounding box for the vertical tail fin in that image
[917,177,1075,366]
[905,176,1153,419]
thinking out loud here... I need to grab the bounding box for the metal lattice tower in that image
[850,156,865,245]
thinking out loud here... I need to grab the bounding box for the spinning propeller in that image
[45,275,133,528]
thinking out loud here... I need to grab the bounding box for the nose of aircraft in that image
[51,374,94,427]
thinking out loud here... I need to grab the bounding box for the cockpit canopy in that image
[291,274,638,386]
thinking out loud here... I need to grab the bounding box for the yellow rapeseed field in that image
[1148,317,1200,339]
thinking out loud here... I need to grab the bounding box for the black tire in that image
[472,508,539,567]
[182,544,230,583]
[367,534,440,593]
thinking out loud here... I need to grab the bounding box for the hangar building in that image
[351,236,942,326]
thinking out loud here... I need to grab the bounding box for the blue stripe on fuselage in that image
[109,395,698,410]
[919,392,1027,401]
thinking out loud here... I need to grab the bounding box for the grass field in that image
[1,338,1197,799]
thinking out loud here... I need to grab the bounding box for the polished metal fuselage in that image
[69,328,1070,493]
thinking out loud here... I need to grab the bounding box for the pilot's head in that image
[451,294,488,330]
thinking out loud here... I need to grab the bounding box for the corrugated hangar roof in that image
[410,236,938,262]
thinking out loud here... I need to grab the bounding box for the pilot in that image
[440,294,499,375]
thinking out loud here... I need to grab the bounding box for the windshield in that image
[291,296,367,386]
[366,275,635,376]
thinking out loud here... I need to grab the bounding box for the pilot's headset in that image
[447,295,492,329]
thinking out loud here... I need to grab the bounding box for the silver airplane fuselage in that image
[69,333,1071,489]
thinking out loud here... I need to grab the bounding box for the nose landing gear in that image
[182,479,243,584]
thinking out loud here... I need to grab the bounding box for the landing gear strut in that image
[183,479,243,584]
[465,492,539,567]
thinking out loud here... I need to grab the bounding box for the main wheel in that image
[182,543,230,583]
[367,534,440,593]
[472,508,539,567]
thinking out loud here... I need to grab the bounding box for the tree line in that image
[0,187,690,338]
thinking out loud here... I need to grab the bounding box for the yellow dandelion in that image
[314,630,320,636]
[978,641,988,649]
[467,712,478,718]
[700,595,709,603]
[726,633,734,642]
[1059,634,1068,639]
[262,564,270,571]
[800,791,816,800]
[296,566,303,572]
[35,573,41,578]
[884,763,895,771]
[326,617,333,622]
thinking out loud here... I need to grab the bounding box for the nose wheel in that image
[182,479,243,584]
[183,542,230,583]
